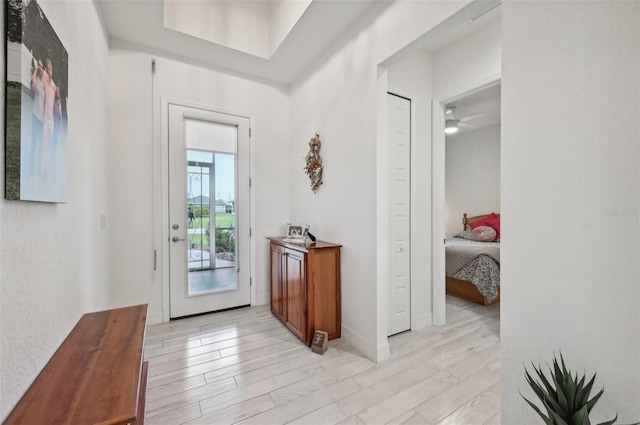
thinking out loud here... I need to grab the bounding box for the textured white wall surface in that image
[108,46,291,321]
[0,0,111,419]
[446,124,501,237]
[501,2,640,423]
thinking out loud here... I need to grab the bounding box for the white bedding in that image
[445,237,501,302]
[445,238,500,276]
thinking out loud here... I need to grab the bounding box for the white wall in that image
[445,124,501,237]
[269,0,312,55]
[0,0,111,419]
[288,1,468,361]
[164,1,271,59]
[501,2,640,423]
[108,43,290,322]
[432,14,502,101]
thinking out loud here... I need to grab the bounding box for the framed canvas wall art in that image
[5,0,69,202]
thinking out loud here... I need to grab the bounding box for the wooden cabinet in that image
[270,243,287,322]
[269,237,341,346]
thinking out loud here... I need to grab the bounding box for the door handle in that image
[172,236,185,242]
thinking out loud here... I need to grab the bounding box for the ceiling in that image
[96,0,380,86]
[445,83,501,135]
[97,0,501,121]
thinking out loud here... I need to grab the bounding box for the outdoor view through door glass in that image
[186,150,237,296]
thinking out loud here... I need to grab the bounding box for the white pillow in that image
[470,226,496,242]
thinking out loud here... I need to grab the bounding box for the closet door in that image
[388,93,411,335]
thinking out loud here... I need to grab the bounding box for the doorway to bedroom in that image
[443,83,502,310]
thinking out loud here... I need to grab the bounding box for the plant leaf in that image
[554,357,567,394]
[556,383,570,419]
[551,368,570,418]
[559,352,570,378]
[582,374,597,406]
[532,364,558,401]
[545,389,568,420]
[570,405,589,425]
[525,369,550,403]
[575,373,587,408]
[547,402,570,425]
[521,391,552,424]
[586,387,605,413]
[526,367,561,412]
[565,371,577,413]
[595,413,617,425]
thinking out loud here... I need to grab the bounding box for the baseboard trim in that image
[341,323,390,363]
[147,310,163,325]
[253,295,268,306]
[412,312,433,331]
[377,341,391,363]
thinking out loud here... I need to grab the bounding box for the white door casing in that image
[388,93,411,335]
[432,99,446,326]
[168,103,251,318]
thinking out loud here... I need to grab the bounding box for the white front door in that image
[388,93,411,335]
[168,104,251,318]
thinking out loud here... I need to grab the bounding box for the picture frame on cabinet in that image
[285,223,309,241]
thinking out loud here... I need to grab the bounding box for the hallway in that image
[143,296,500,424]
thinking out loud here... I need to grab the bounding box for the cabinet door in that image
[284,249,306,342]
[270,244,286,322]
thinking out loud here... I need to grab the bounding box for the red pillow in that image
[468,213,497,229]
[468,213,500,240]
[484,217,501,240]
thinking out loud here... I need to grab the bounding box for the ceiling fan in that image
[444,107,492,134]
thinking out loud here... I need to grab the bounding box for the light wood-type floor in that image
[144,296,501,425]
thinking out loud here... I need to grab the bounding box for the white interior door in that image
[388,93,411,335]
[168,104,250,318]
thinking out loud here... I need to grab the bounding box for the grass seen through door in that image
[188,213,235,251]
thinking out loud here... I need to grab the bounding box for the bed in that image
[445,213,501,306]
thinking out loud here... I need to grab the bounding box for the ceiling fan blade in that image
[458,122,479,129]
[458,112,493,122]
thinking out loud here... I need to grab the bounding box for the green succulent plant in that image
[521,353,636,425]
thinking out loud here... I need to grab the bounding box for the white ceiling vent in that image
[468,0,502,23]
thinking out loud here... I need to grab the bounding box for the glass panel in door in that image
[186,150,237,295]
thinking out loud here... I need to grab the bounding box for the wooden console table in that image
[5,304,149,425]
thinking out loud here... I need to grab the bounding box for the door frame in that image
[386,89,413,336]
[431,76,501,326]
[158,97,256,323]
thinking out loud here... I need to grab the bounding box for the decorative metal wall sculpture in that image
[304,133,323,193]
